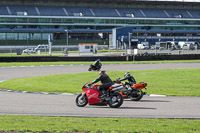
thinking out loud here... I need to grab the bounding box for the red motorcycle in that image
[76,83,124,108]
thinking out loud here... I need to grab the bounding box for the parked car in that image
[22,44,49,54]
[35,44,49,52]
[182,43,195,50]
[22,48,36,53]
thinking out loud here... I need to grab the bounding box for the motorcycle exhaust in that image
[112,85,124,91]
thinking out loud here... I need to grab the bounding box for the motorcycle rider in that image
[88,59,102,71]
[119,72,136,90]
[89,70,114,98]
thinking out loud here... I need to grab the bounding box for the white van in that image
[178,42,186,49]
[137,44,148,50]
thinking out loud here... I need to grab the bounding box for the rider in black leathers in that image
[89,70,114,97]
[119,72,136,85]
[88,59,102,71]
[115,72,136,91]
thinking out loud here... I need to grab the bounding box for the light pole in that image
[27,35,29,55]
[121,36,124,50]
[128,32,132,49]
[65,30,68,46]
[48,35,52,56]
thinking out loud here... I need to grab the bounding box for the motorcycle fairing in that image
[84,87,102,104]
[119,92,128,98]
[132,83,147,90]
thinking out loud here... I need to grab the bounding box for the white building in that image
[78,43,98,53]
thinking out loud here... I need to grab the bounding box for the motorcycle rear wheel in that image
[130,89,143,101]
[76,94,88,107]
[108,93,123,108]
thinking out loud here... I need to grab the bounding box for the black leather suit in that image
[91,73,114,92]
[120,76,136,85]
[89,59,102,71]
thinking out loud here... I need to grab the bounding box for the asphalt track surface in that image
[0,63,200,118]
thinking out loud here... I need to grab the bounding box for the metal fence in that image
[0,45,200,57]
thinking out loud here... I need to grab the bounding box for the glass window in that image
[31,33,42,40]
[63,18,73,23]
[40,18,50,23]
[42,33,49,40]
[29,18,38,23]
[42,33,53,40]
[17,18,27,23]
[0,18,4,22]
[52,18,62,23]
[7,33,18,40]
[0,33,6,40]
[85,45,90,49]
[19,33,29,40]
[5,18,16,23]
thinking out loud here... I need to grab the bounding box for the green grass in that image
[98,49,125,52]
[0,61,94,67]
[0,115,199,133]
[0,60,200,67]
[0,69,200,96]
[0,53,36,56]
[0,53,52,57]
[0,51,79,56]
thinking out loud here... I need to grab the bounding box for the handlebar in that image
[84,83,93,88]
[113,78,122,84]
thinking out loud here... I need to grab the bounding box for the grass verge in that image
[0,69,200,96]
[0,60,200,67]
[0,115,199,133]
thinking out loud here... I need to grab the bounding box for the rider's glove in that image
[116,78,121,83]
[87,82,92,86]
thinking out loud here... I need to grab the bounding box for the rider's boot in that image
[127,84,132,91]
[99,90,107,100]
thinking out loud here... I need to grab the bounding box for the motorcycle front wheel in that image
[108,93,123,108]
[130,89,144,101]
[76,93,88,107]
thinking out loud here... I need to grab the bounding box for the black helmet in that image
[124,72,131,78]
[99,70,105,76]
[88,59,102,71]
[94,59,102,69]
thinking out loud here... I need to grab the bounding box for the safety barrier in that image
[134,54,200,61]
[0,55,131,62]
[0,54,199,62]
